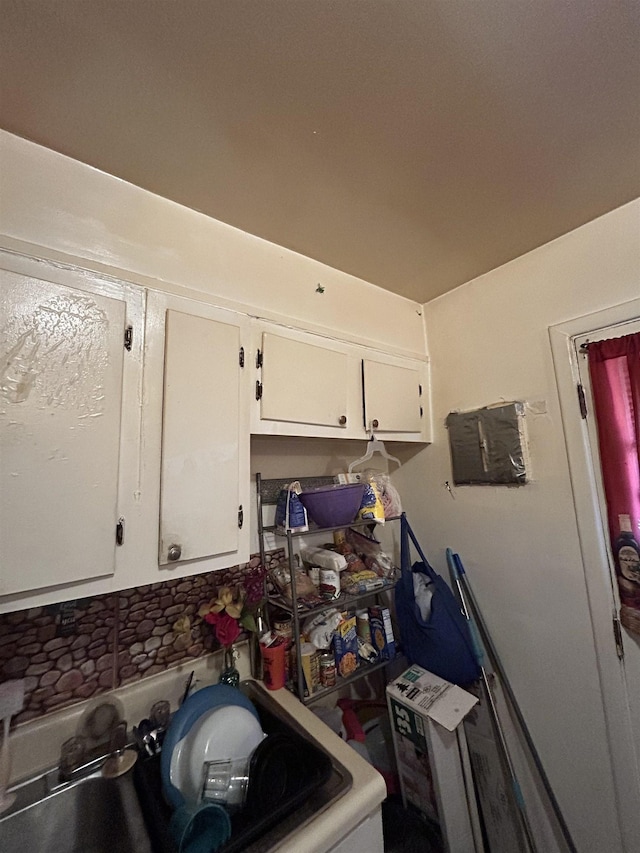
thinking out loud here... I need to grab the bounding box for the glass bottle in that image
[249,602,269,680]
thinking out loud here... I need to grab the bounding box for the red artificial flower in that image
[205,611,241,647]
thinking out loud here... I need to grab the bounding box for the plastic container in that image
[298,483,366,528]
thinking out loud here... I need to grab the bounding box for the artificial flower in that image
[204,610,241,646]
[199,567,267,647]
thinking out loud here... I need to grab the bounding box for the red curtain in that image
[588,332,640,635]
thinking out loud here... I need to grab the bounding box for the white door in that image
[260,332,350,429]
[550,302,640,852]
[158,306,247,567]
[1,267,125,596]
[362,359,423,434]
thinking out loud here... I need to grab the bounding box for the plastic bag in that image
[302,609,342,649]
[275,481,308,533]
[270,562,319,605]
[345,527,396,579]
[367,472,403,519]
[355,480,385,524]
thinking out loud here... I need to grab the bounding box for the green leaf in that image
[240,614,257,633]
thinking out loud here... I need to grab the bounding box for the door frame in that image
[549,297,640,852]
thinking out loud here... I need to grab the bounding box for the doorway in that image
[550,299,640,853]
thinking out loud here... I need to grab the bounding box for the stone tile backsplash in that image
[0,550,284,726]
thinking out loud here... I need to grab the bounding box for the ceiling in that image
[1,1,639,304]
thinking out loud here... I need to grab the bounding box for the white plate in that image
[170,704,264,807]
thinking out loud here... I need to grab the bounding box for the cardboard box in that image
[368,604,396,660]
[387,665,480,853]
[332,615,359,677]
[463,682,525,853]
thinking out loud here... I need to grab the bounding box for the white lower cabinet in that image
[327,808,384,853]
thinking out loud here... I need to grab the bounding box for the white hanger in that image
[348,434,401,473]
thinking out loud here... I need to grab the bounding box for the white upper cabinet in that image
[259,332,351,430]
[148,293,250,572]
[0,254,143,605]
[363,358,425,434]
[251,322,430,442]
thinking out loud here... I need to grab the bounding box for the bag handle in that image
[401,513,438,582]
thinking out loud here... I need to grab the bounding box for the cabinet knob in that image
[167,544,182,562]
[371,418,379,429]
[338,415,347,425]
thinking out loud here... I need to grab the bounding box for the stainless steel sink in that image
[134,680,353,853]
[0,681,352,853]
[0,766,152,853]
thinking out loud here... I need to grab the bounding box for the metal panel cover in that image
[445,402,527,485]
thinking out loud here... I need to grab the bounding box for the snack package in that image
[333,615,359,677]
[345,527,397,579]
[341,571,385,595]
[367,472,403,519]
[355,479,385,524]
[339,470,403,520]
[302,608,343,649]
[275,481,308,533]
[270,562,321,606]
[368,605,396,660]
[333,542,368,574]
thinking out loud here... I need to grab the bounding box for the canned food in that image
[319,652,337,688]
[273,614,293,640]
[356,610,371,644]
[319,568,340,600]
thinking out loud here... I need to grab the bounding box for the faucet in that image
[57,701,134,785]
[57,734,113,786]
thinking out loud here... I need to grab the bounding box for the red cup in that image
[261,639,286,690]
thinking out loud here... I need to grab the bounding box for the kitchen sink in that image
[0,766,152,853]
[135,680,353,853]
[0,680,352,853]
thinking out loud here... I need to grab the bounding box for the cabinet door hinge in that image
[419,384,423,396]
[577,383,587,419]
[239,346,245,368]
[238,505,244,529]
[420,406,423,418]
[124,324,133,352]
[613,615,624,660]
[255,380,263,401]
[256,349,263,369]
[116,517,125,546]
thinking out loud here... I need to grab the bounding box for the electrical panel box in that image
[445,402,528,486]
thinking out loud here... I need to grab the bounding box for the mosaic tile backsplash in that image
[0,550,284,726]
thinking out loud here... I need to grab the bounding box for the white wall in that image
[4,128,639,849]
[395,199,640,852]
[0,130,426,358]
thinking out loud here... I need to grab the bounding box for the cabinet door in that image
[260,332,350,430]
[1,267,125,596]
[363,359,424,434]
[158,308,247,566]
